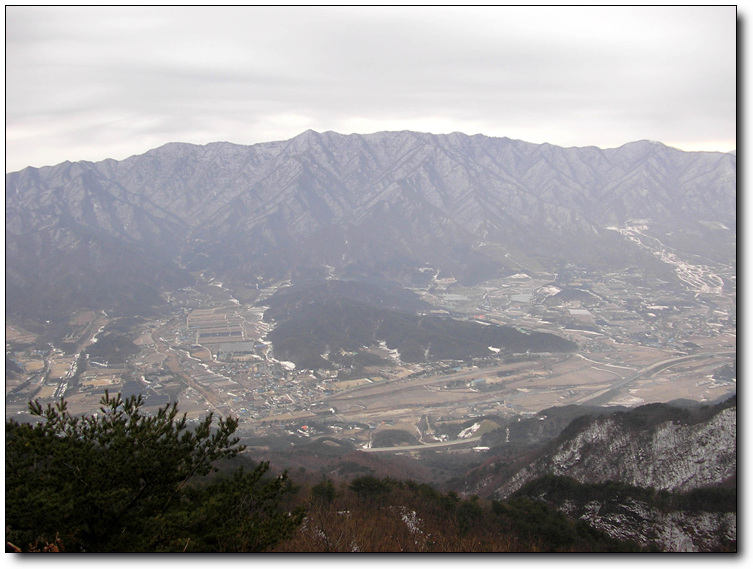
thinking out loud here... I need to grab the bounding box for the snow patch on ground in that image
[458,422,482,439]
[607,223,724,294]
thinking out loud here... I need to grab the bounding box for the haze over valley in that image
[5,131,737,549]
[4,3,740,551]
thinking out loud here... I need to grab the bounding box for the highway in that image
[361,434,483,453]
[575,351,735,406]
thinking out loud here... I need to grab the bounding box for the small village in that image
[7,253,736,452]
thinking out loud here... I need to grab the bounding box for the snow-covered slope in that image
[6,130,736,322]
[494,400,736,499]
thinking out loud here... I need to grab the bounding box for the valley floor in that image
[6,265,736,454]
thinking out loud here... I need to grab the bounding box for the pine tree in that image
[5,393,303,552]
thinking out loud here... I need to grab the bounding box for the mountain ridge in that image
[6,130,736,323]
[473,396,737,501]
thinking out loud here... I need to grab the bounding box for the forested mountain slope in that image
[6,131,736,323]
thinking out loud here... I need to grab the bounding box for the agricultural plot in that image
[5,324,37,344]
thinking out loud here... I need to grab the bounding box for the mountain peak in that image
[615,139,667,151]
[298,128,321,137]
[5,130,736,322]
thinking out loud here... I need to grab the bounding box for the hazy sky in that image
[5,5,737,172]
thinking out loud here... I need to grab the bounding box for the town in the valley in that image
[6,239,736,453]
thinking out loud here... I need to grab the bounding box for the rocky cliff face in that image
[493,402,736,500]
[563,496,735,552]
[6,130,736,322]
[458,398,737,552]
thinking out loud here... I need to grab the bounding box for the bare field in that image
[21,359,45,373]
[80,372,123,389]
[175,393,215,420]
[534,361,623,387]
[598,344,678,367]
[48,359,75,380]
[133,332,156,346]
[143,352,167,366]
[72,311,96,326]
[328,378,375,391]
[6,324,36,344]
[505,387,582,412]
[64,393,105,416]
[684,334,736,350]
[36,384,59,399]
[624,375,734,406]
[313,344,736,428]
[188,347,214,363]
[262,410,317,423]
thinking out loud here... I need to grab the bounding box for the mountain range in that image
[5,130,736,323]
[4,131,737,551]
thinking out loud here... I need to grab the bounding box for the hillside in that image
[262,280,576,369]
[512,476,735,552]
[240,396,737,552]
[487,396,736,499]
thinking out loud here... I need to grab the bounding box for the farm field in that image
[6,266,736,453]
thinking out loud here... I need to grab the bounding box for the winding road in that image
[575,351,735,406]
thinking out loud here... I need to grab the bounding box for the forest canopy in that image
[5,393,303,552]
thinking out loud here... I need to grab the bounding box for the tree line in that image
[7,393,726,552]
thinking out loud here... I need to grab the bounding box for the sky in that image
[4,5,738,172]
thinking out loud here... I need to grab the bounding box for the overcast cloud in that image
[4,5,737,172]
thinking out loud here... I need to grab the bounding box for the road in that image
[361,435,484,453]
[575,351,735,406]
[151,326,230,416]
[361,350,735,452]
[325,359,545,405]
